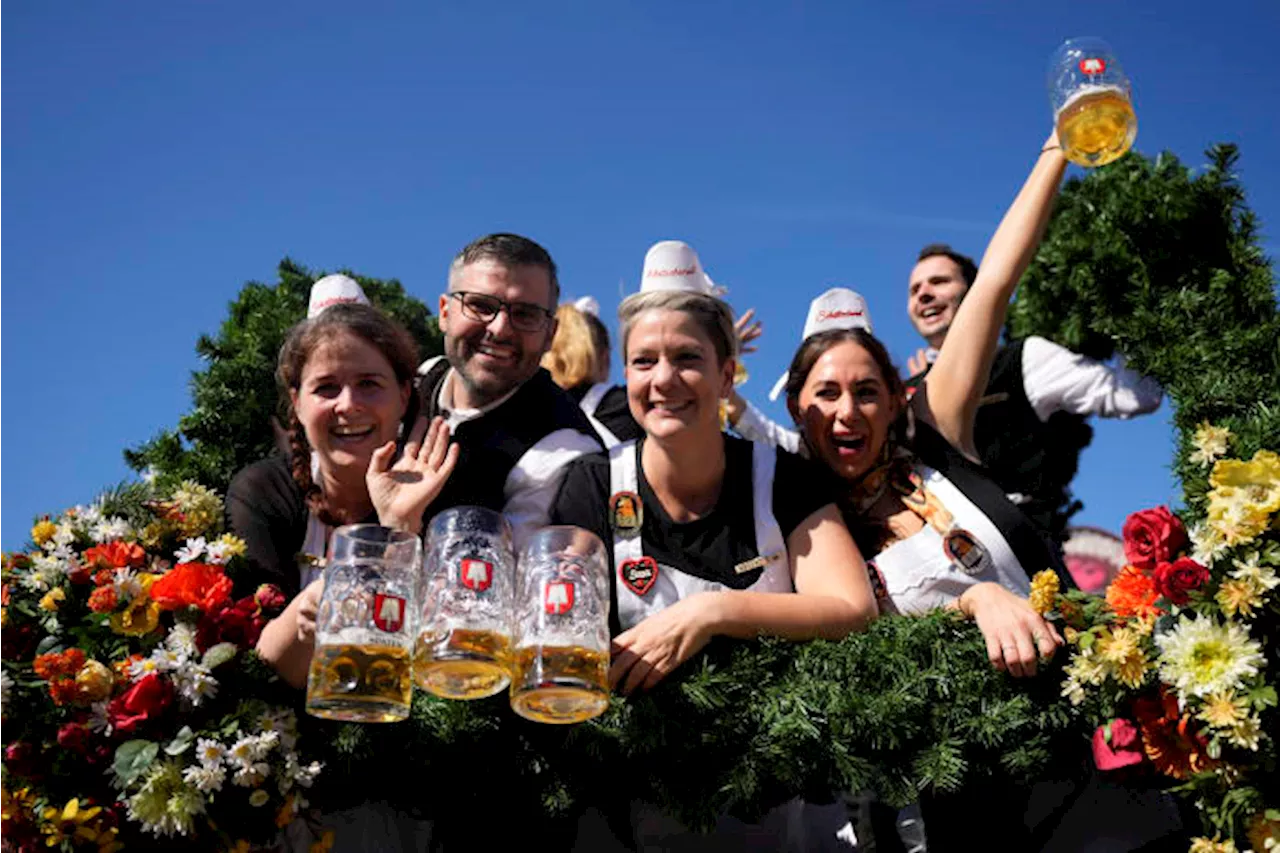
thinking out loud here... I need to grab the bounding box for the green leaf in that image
[1247,684,1277,709]
[165,726,195,756]
[202,642,238,669]
[113,740,159,787]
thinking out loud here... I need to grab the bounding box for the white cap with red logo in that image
[768,288,873,400]
[308,274,371,319]
[639,240,726,297]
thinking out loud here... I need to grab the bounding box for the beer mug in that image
[306,524,420,723]
[415,507,516,700]
[510,526,611,724]
[1047,37,1137,167]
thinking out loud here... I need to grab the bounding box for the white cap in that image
[639,240,726,297]
[768,288,873,401]
[308,274,371,318]
[572,295,600,317]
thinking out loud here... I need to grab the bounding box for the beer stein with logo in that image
[415,506,516,700]
[305,524,420,723]
[509,526,611,724]
[1048,37,1137,167]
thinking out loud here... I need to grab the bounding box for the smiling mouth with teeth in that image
[331,424,376,438]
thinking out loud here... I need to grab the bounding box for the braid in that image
[286,414,341,528]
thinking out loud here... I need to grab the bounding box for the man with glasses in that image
[417,233,602,548]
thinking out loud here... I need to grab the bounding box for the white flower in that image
[1155,615,1266,700]
[176,668,218,707]
[181,763,226,794]
[259,709,299,751]
[1227,715,1264,751]
[195,738,226,768]
[23,553,66,592]
[88,700,113,734]
[0,670,13,709]
[1231,551,1280,592]
[1188,522,1230,568]
[203,540,232,565]
[129,657,163,681]
[227,736,258,766]
[165,622,199,657]
[291,759,322,788]
[1189,422,1232,467]
[142,467,159,485]
[77,504,104,527]
[52,521,77,548]
[175,537,207,564]
[150,647,187,673]
[91,517,132,543]
[231,761,271,787]
[114,569,144,600]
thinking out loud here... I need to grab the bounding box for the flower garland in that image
[1,483,325,852]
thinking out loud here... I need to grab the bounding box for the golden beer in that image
[414,627,512,700]
[1055,87,1136,167]
[306,643,412,723]
[509,644,610,724]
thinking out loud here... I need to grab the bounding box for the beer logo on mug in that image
[544,580,575,615]
[372,593,406,633]
[1079,57,1106,75]
[459,558,493,592]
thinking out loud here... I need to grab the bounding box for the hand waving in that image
[906,348,931,378]
[367,416,459,535]
[735,308,763,355]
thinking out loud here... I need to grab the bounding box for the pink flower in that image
[1092,719,1145,771]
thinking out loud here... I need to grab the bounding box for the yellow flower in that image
[249,789,270,807]
[1028,569,1060,615]
[1189,422,1232,467]
[40,798,108,847]
[38,587,66,612]
[1096,626,1152,688]
[1216,578,1264,619]
[216,533,247,558]
[1227,714,1263,751]
[1,785,36,822]
[171,481,223,537]
[1197,690,1248,729]
[75,660,115,702]
[109,573,160,637]
[31,520,58,546]
[1189,838,1237,853]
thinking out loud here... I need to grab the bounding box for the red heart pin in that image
[619,556,658,596]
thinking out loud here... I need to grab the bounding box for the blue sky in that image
[4,1,1278,549]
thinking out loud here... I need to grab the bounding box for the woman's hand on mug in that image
[958,582,1063,678]
[295,579,325,646]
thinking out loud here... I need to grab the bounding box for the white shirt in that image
[429,359,602,551]
[733,335,1162,451]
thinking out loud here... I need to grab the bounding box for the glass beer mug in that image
[306,525,420,723]
[510,526,611,724]
[1047,37,1137,167]
[415,507,516,700]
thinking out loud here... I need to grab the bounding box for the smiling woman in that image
[549,240,878,849]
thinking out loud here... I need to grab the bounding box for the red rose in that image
[56,722,92,754]
[106,672,173,737]
[4,741,40,777]
[1153,557,1210,606]
[1092,719,1145,771]
[196,596,267,652]
[254,584,287,613]
[67,564,93,585]
[1122,507,1188,571]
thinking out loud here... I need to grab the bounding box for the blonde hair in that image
[618,290,738,365]
[542,303,610,389]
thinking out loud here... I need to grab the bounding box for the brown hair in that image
[917,242,978,288]
[542,303,611,389]
[448,233,560,306]
[277,303,420,524]
[617,290,737,365]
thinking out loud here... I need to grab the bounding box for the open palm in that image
[367,415,459,535]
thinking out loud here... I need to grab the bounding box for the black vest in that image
[907,341,1093,541]
[416,360,603,514]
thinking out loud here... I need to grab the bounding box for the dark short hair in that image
[449,233,560,306]
[917,243,978,288]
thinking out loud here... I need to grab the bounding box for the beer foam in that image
[1055,83,1129,118]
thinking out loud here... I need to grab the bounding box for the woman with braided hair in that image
[226,302,458,689]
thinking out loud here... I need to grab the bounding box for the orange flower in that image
[1106,565,1165,620]
[82,542,145,571]
[33,649,86,680]
[113,655,143,682]
[1134,688,1216,780]
[48,677,84,706]
[87,586,119,614]
[149,563,233,612]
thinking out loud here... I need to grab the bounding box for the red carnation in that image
[106,672,173,737]
[149,563,233,612]
[3,741,41,779]
[1092,719,1145,771]
[1122,507,1188,571]
[88,585,119,614]
[83,541,146,571]
[1153,557,1210,606]
[56,722,92,754]
[197,596,268,652]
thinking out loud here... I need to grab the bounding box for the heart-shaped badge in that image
[619,556,658,596]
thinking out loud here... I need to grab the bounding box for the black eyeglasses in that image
[447,291,554,333]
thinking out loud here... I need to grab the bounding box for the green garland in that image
[303,612,1082,833]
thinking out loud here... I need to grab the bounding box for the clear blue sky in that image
[4,1,1278,549]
